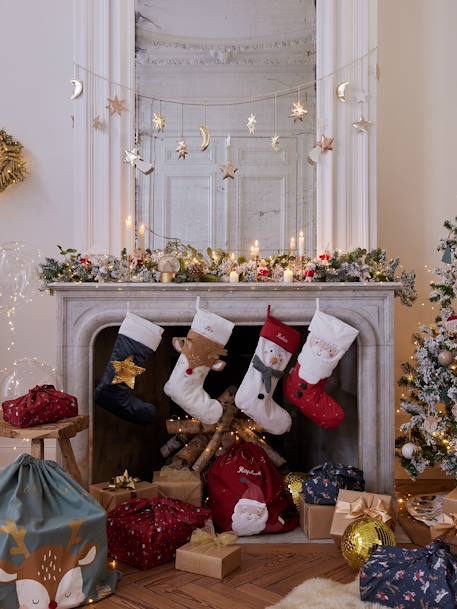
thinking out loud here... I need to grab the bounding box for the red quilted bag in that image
[107,497,211,569]
[2,384,78,427]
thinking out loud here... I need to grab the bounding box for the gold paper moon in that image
[70,79,84,100]
[200,126,210,151]
[336,81,350,102]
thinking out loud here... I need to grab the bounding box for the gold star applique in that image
[246,113,257,135]
[176,140,188,159]
[92,115,104,131]
[289,101,308,122]
[153,112,166,132]
[271,135,280,152]
[111,355,145,389]
[106,95,128,116]
[220,162,238,180]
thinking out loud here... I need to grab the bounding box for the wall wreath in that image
[0,129,27,193]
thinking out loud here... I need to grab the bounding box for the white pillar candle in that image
[250,245,255,260]
[283,268,294,283]
[125,215,134,257]
[289,236,296,255]
[298,230,305,257]
[138,224,145,252]
[229,270,239,283]
[254,240,260,257]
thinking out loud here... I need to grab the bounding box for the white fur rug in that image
[267,577,385,609]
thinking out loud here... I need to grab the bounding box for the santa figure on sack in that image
[231,478,269,536]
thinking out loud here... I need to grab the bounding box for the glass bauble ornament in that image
[0,358,60,402]
[438,350,453,367]
[401,442,416,459]
[284,471,308,509]
[341,515,396,570]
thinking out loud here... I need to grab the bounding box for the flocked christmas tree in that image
[397,218,457,478]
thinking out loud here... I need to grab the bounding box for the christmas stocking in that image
[285,306,358,429]
[235,307,301,435]
[163,302,234,424]
[95,312,164,424]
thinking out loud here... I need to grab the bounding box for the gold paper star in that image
[247,113,257,135]
[153,112,166,132]
[176,140,188,159]
[111,355,145,389]
[319,135,334,152]
[220,162,238,180]
[289,101,308,122]
[271,135,280,152]
[352,116,372,133]
[106,95,128,116]
[124,148,141,167]
[92,115,104,131]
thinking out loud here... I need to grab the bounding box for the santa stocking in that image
[164,302,234,424]
[95,312,164,424]
[285,306,358,429]
[235,307,301,435]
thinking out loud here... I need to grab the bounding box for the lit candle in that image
[283,268,293,283]
[138,224,145,252]
[125,215,134,257]
[250,245,255,259]
[298,230,305,257]
[289,237,296,255]
[254,240,260,257]
[229,270,239,283]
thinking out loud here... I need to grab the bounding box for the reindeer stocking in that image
[163,303,234,424]
[95,312,164,425]
[285,305,358,429]
[235,307,301,435]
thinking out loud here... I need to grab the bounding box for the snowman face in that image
[309,335,340,360]
[258,339,285,369]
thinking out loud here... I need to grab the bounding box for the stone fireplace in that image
[53,282,399,492]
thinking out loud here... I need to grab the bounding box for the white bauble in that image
[401,442,416,459]
[438,350,454,367]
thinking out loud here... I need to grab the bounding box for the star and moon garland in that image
[0,130,27,193]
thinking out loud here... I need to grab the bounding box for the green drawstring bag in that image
[0,454,119,608]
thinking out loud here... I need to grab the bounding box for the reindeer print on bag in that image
[0,519,97,609]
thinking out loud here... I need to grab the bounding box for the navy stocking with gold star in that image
[95,313,164,424]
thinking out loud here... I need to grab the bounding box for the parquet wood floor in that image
[97,544,355,609]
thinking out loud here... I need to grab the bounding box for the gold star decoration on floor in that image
[352,116,372,134]
[106,95,128,116]
[111,355,145,389]
[92,115,104,131]
[271,135,280,152]
[153,112,166,132]
[289,101,308,122]
[176,140,188,159]
[246,113,257,135]
[220,162,238,180]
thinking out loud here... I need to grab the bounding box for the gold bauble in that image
[341,516,396,571]
[284,472,308,509]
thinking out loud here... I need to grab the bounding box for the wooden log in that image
[232,420,287,467]
[166,419,203,435]
[171,434,209,467]
[192,400,237,473]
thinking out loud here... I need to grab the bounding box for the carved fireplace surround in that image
[53,282,398,492]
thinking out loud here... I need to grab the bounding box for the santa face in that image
[309,335,340,360]
[231,499,269,536]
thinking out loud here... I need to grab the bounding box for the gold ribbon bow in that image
[336,495,392,523]
[107,469,140,491]
[430,513,457,540]
[190,521,238,552]
[157,465,199,481]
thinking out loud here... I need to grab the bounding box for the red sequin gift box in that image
[2,384,78,428]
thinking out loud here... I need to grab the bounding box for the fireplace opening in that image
[92,325,358,483]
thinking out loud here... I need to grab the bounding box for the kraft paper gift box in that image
[443,487,457,515]
[299,495,334,540]
[153,467,202,507]
[396,509,457,552]
[330,489,394,547]
[90,480,157,511]
[175,528,241,579]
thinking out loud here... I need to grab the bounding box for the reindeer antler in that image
[0,521,30,558]
[68,519,84,550]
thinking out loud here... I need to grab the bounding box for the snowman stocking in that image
[95,312,164,424]
[285,305,358,429]
[164,302,234,424]
[235,307,301,435]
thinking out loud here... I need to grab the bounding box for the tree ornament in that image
[70,79,83,100]
[199,126,210,151]
[152,112,166,133]
[106,95,128,116]
[246,113,256,135]
[423,415,439,434]
[124,148,154,175]
[176,141,188,160]
[111,355,145,390]
[401,442,416,459]
[438,350,453,366]
[336,81,350,102]
[284,472,308,509]
[289,101,308,122]
[220,162,238,180]
[92,115,104,131]
[271,135,280,152]
[445,315,457,334]
[0,130,27,193]
[341,516,396,570]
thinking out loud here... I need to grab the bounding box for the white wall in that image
[378,0,457,477]
[0,0,74,462]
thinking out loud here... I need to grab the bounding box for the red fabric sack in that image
[2,384,78,428]
[107,497,211,570]
[207,442,298,535]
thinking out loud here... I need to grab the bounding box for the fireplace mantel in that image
[53,282,400,491]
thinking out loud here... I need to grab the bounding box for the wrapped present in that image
[153,466,202,507]
[303,462,365,505]
[0,454,119,609]
[175,522,241,579]
[299,495,334,540]
[2,384,78,428]
[443,486,457,514]
[90,470,157,511]
[330,489,394,546]
[360,540,457,609]
[397,499,457,551]
[107,497,210,570]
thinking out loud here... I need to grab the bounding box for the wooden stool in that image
[0,415,89,487]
